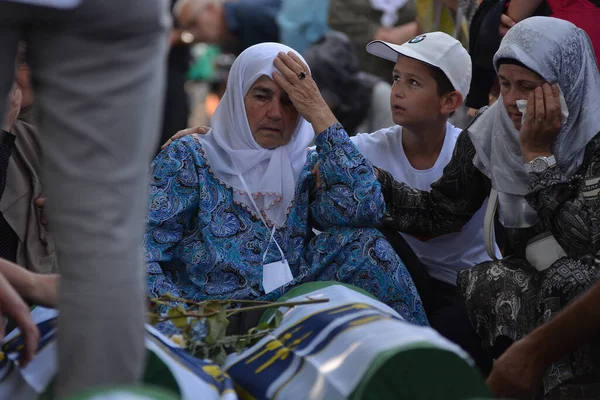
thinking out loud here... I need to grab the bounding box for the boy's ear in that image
[440,91,463,116]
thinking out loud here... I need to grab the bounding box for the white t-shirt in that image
[351,122,499,286]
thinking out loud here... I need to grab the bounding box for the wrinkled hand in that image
[520,83,562,163]
[0,270,40,368]
[499,14,516,37]
[2,84,22,132]
[487,337,545,399]
[272,52,338,134]
[161,126,210,150]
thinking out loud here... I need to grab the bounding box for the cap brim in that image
[365,40,402,63]
[366,40,436,69]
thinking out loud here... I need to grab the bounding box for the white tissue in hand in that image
[516,85,569,126]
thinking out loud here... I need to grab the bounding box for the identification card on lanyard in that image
[238,174,294,294]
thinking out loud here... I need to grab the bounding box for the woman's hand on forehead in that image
[272,52,338,135]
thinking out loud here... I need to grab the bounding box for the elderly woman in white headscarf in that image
[144,42,427,327]
[373,16,600,395]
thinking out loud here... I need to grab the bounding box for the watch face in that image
[531,157,548,173]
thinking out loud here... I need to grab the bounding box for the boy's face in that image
[389,55,446,127]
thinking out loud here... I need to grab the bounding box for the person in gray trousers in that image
[0,1,169,397]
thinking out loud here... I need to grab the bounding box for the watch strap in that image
[525,155,556,173]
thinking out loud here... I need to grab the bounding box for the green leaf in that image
[269,310,284,329]
[203,301,224,315]
[256,322,270,331]
[232,338,248,354]
[167,305,188,330]
[246,327,258,336]
[205,305,229,345]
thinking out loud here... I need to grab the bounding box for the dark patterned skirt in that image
[458,256,599,395]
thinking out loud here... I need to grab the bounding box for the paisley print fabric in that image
[459,258,599,394]
[377,129,600,394]
[144,123,428,327]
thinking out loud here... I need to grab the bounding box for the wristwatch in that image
[524,155,556,174]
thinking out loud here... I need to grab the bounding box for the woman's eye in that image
[409,79,419,87]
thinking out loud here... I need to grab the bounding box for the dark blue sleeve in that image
[310,123,385,228]
[223,0,281,52]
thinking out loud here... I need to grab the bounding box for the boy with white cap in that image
[351,32,499,374]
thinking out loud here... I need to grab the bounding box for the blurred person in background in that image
[160,0,195,155]
[1,84,20,268]
[184,50,235,128]
[504,0,600,65]
[0,43,58,275]
[0,83,45,371]
[466,0,600,119]
[415,0,473,38]
[174,0,281,55]
[204,53,235,118]
[328,0,420,81]
[277,0,331,53]
[0,0,169,397]
[302,31,394,136]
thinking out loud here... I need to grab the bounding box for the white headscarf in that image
[468,17,600,228]
[198,43,315,227]
[370,0,411,27]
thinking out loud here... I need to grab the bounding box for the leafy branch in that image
[148,294,329,365]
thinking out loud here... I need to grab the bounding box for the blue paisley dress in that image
[144,124,427,326]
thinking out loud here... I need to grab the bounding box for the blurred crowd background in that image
[166,0,477,150]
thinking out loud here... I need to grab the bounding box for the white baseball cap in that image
[366,32,472,100]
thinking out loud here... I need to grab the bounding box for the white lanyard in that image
[236,174,286,264]
[237,174,293,293]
